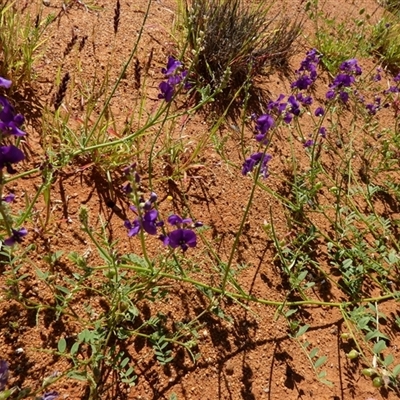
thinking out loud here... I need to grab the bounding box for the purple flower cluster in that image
[123,183,202,252]
[124,192,163,237]
[291,49,320,91]
[158,56,189,102]
[0,79,25,174]
[326,59,362,103]
[0,77,28,246]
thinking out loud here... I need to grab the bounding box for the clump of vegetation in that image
[182,0,301,95]
[371,12,400,71]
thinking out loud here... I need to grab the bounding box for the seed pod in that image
[346,350,359,360]
[372,376,384,388]
[341,333,351,340]
[361,368,376,377]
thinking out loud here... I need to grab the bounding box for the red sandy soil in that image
[1,0,400,399]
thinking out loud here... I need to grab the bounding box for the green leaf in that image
[121,357,130,368]
[392,363,400,376]
[384,354,394,367]
[309,348,319,359]
[70,342,80,356]
[295,324,310,338]
[373,340,387,354]
[67,371,87,381]
[365,330,389,341]
[58,337,66,353]
[314,355,328,368]
[285,308,297,318]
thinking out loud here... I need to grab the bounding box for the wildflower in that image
[373,67,382,82]
[296,93,313,106]
[255,114,274,142]
[40,391,59,400]
[0,96,26,137]
[366,97,381,115]
[0,145,25,174]
[158,57,189,102]
[161,56,182,76]
[303,139,314,148]
[158,81,174,102]
[2,193,15,203]
[0,360,8,391]
[0,77,11,89]
[4,227,27,246]
[242,152,272,178]
[161,214,200,252]
[339,58,362,75]
[125,209,161,236]
[326,59,361,103]
[314,107,324,117]
[291,75,313,90]
[319,127,327,138]
[287,95,301,116]
[164,229,197,252]
[167,214,192,226]
[339,91,349,103]
[283,113,292,124]
[267,94,286,114]
[291,49,320,90]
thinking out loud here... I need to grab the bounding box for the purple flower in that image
[373,68,382,82]
[287,95,301,116]
[0,77,12,89]
[125,209,161,236]
[319,127,327,138]
[291,75,313,90]
[4,227,27,246]
[339,91,349,103]
[339,58,362,75]
[161,56,182,76]
[158,81,174,102]
[366,97,381,115]
[332,73,354,88]
[159,57,190,102]
[0,145,25,174]
[256,114,275,134]
[242,152,272,178]
[303,139,315,148]
[124,218,140,237]
[267,94,286,114]
[0,360,8,391]
[40,391,59,400]
[296,93,313,106]
[254,114,275,142]
[314,107,324,117]
[163,229,197,252]
[0,96,26,137]
[283,113,292,124]
[2,193,15,203]
[326,90,335,100]
[168,214,192,226]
